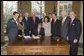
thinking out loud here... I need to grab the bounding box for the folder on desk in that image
[24,36,31,39]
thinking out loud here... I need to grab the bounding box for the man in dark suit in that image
[30,12,39,36]
[38,23,45,36]
[68,11,82,55]
[51,13,61,40]
[60,11,71,41]
[6,11,19,43]
[38,23,45,43]
[22,12,31,36]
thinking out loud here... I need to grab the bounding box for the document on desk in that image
[24,36,31,39]
[23,35,40,39]
[32,35,40,39]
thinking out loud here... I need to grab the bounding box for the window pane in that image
[3,1,17,24]
[31,1,45,15]
[57,1,72,17]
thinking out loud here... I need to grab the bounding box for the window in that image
[57,1,72,17]
[3,1,17,34]
[31,1,45,17]
[3,1,17,24]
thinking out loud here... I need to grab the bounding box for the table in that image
[7,36,70,55]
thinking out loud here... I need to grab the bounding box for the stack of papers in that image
[23,35,40,39]
[24,36,31,39]
[32,35,40,39]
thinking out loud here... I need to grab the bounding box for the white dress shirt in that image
[71,18,75,24]
[13,17,18,25]
[62,17,67,24]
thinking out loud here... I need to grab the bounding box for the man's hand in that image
[29,31,31,34]
[57,38,60,42]
[18,35,22,37]
[73,39,78,43]
[67,36,69,40]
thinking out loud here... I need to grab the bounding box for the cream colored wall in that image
[79,1,83,43]
[72,1,81,18]
[1,1,5,43]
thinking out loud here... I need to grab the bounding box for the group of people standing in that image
[6,10,82,55]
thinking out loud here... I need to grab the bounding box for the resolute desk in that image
[7,36,70,55]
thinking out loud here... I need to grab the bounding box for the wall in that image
[45,1,57,15]
[1,1,5,44]
[18,1,57,16]
[17,1,81,18]
[18,1,31,16]
[79,1,83,43]
[72,1,81,18]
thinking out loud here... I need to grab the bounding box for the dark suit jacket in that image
[30,16,39,36]
[61,16,71,40]
[6,18,18,42]
[39,27,45,36]
[51,19,61,37]
[22,17,31,35]
[39,27,45,41]
[68,18,82,44]
[18,22,24,35]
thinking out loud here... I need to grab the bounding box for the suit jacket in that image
[61,16,71,40]
[30,16,39,36]
[18,22,24,35]
[68,18,82,44]
[22,17,31,35]
[6,18,18,42]
[51,19,61,37]
[39,27,45,36]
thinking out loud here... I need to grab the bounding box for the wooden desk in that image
[7,37,70,55]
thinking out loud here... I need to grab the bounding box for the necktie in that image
[62,19,65,24]
[71,20,73,24]
[16,20,18,26]
[25,17,27,21]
